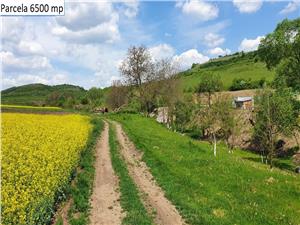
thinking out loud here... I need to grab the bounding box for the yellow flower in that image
[1,113,92,225]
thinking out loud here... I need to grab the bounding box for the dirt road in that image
[114,122,185,225]
[89,122,124,225]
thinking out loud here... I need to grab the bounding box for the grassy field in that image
[109,114,300,225]
[180,56,275,91]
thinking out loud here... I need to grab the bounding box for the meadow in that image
[180,57,275,91]
[109,114,300,225]
[1,113,91,225]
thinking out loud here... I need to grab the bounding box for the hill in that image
[1,83,86,106]
[179,51,275,92]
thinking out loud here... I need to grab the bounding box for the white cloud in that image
[1,51,52,72]
[233,0,263,13]
[177,0,219,21]
[18,41,44,55]
[56,3,115,31]
[207,47,231,56]
[2,73,69,90]
[52,21,120,44]
[238,36,264,52]
[173,49,209,70]
[203,33,225,47]
[53,2,120,44]
[0,17,25,42]
[122,0,139,18]
[280,1,300,14]
[149,44,175,61]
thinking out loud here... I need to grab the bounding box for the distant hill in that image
[179,51,275,92]
[1,83,87,106]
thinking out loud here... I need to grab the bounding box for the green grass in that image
[109,113,300,225]
[68,117,104,225]
[108,122,154,225]
[180,56,275,91]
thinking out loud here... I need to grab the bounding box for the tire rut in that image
[114,122,186,225]
[89,122,124,225]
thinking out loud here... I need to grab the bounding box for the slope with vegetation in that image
[180,52,275,91]
[1,83,87,106]
[110,114,300,225]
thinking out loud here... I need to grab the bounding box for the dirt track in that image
[114,122,185,225]
[89,122,124,225]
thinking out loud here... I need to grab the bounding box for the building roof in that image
[234,96,253,102]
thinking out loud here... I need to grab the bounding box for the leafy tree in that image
[172,101,194,132]
[192,95,236,156]
[258,18,300,90]
[253,88,298,168]
[195,72,222,107]
[86,87,103,106]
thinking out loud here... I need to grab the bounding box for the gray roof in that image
[234,96,253,102]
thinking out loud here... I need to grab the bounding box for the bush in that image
[229,78,266,91]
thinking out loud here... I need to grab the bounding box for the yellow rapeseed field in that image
[1,113,92,225]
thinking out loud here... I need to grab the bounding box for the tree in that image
[107,80,128,110]
[86,87,103,106]
[195,72,223,107]
[253,88,298,168]
[119,46,180,113]
[258,18,300,90]
[191,94,236,156]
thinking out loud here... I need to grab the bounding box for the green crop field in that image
[109,113,300,225]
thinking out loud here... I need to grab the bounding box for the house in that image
[233,96,254,110]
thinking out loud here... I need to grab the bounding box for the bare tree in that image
[107,80,128,110]
[119,45,153,86]
[119,46,180,113]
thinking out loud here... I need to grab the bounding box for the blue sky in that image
[1,1,299,90]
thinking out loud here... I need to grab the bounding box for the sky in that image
[1,0,299,90]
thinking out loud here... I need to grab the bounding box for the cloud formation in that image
[149,44,175,61]
[238,36,264,52]
[203,33,225,47]
[207,47,231,56]
[280,1,300,14]
[233,0,263,13]
[176,0,219,21]
[53,2,120,44]
[173,49,209,70]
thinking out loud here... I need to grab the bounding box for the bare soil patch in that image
[89,122,124,225]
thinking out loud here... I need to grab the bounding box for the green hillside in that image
[1,83,86,106]
[179,52,276,91]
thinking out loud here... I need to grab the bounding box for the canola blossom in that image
[1,113,92,225]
